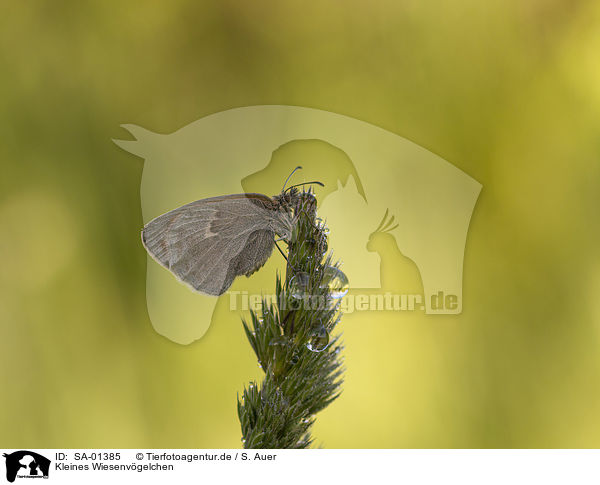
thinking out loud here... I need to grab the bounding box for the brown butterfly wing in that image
[142,194,281,296]
[220,228,276,293]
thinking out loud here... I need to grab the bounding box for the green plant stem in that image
[237,190,345,448]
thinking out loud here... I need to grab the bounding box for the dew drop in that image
[306,326,330,353]
[319,266,349,298]
[289,272,310,299]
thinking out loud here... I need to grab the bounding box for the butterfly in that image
[141,167,321,296]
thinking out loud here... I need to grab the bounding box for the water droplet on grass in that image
[306,326,330,352]
[289,272,310,298]
[320,266,349,298]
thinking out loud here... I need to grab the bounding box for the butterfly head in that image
[274,186,318,215]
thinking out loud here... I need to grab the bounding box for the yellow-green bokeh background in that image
[2,1,600,448]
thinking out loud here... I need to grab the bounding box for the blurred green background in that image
[2,0,600,448]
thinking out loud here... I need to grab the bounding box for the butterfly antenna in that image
[282,166,303,192]
[285,181,325,193]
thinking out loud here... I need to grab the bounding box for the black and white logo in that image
[2,451,50,482]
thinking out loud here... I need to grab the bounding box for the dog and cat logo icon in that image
[2,451,50,482]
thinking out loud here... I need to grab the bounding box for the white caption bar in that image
[2,449,600,484]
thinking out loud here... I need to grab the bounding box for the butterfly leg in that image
[274,240,289,262]
[275,240,304,274]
